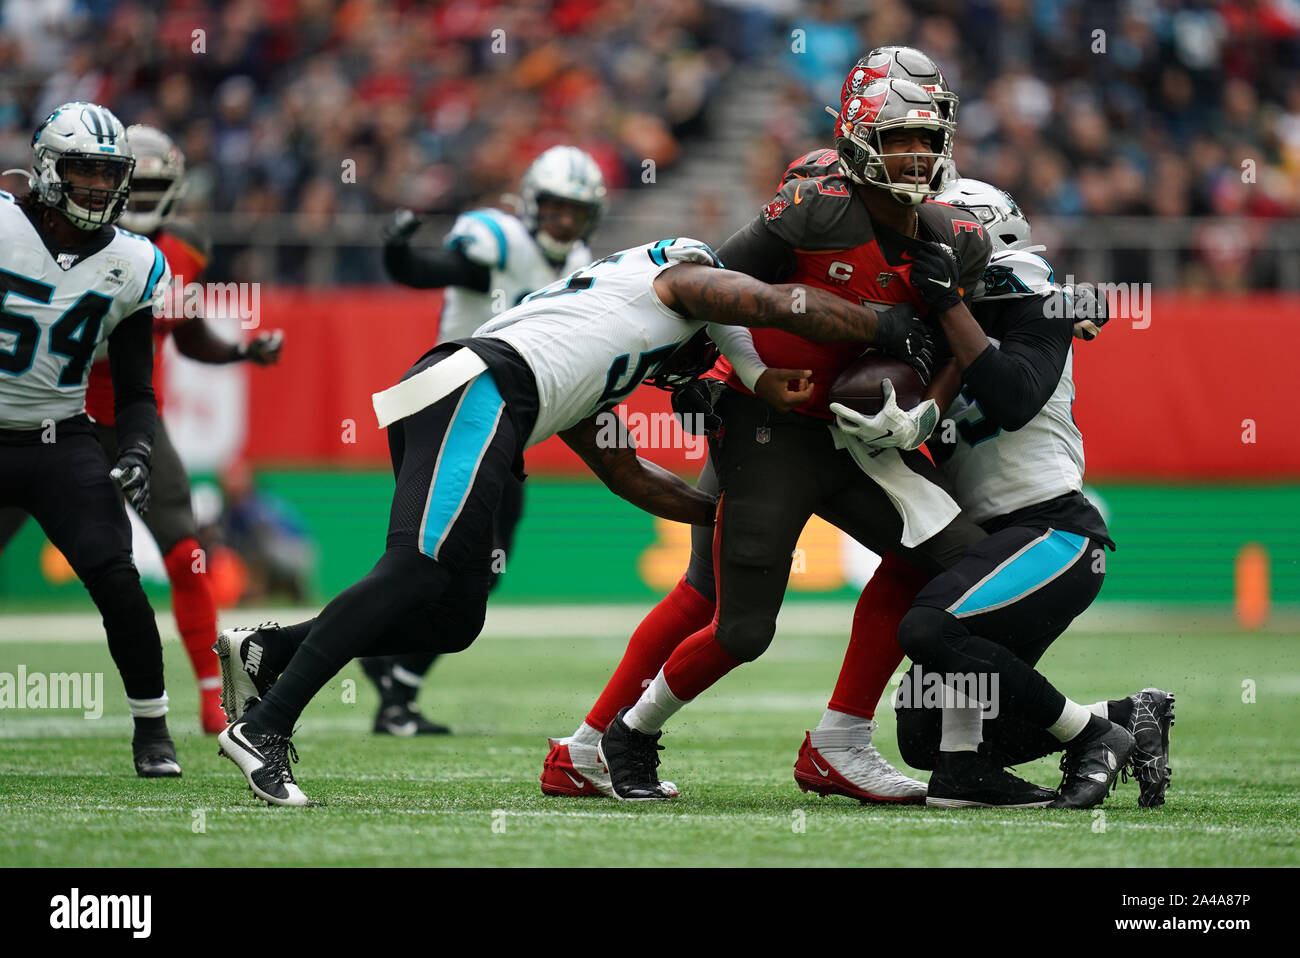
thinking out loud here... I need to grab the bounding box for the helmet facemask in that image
[835,79,954,207]
[40,152,135,230]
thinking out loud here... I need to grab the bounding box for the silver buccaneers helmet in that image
[119,125,186,235]
[519,145,607,259]
[834,78,954,206]
[29,102,135,230]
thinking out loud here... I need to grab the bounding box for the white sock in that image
[622,670,687,734]
[1086,701,1108,719]
[816,708,872,733]
[570,721,602,747]
[939,705,983,753]
[1047,698,1092,742]
[126,693,169,719]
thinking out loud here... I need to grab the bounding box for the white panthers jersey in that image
[0,191,171,429]
[474,238,721,447]
[439,208,591,343]
[940,249,1084,523]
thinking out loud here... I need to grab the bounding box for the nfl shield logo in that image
[57,252,78,270]
[755,426,771,445]
[877,271,896,287]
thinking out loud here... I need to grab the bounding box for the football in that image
[829,349,926,416]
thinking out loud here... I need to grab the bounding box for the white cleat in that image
[794,724,928,805]
[214,622,279,724]
[217,720,308,807]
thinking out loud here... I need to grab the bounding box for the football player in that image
[699,180,1167,809]
[362,146,605,736]
[867,181,1167,809]
[0,124,284,734]
[0,102,180,776]
[548,77,991,802]
[540,48,974,804]
[211,237,937,806]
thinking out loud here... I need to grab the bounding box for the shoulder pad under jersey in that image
[780,148,841,186]
[444,208,521,272]
[759,173,859,250]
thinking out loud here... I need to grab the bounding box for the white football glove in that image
[830,379,940,452]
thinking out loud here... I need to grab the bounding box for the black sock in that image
[1107,697,1134,727]
[260,620,314,674]
[248,547,451,735]
[132,715,169,742]
[1070,713,1112,744]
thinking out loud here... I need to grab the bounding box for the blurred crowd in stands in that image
[1,0,1297,288]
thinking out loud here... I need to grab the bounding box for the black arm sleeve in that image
[961,297,1072,431]
[383,242,492,292]
[715,218,797,284]
[107,307,157,452]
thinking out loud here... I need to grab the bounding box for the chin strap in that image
[534,229,576,264]
[1,168,34,188]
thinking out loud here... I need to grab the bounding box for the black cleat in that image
[925,750,1056,808]
[1126,688,1174,807]
[1051,722,1135,809]
[214,622,281,723]
[374,703,451,736]
[217,720,307,806]
[133,734,182,778]
[597,707,676,801]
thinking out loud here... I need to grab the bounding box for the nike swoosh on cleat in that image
[562,770,585,788]
[228,724,262,758]
[810,756,831,777]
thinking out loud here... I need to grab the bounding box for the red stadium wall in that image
[243,290,1300,479]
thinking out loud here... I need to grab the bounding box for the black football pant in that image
[706,388,985,662]
[358,469,525,689]
[894,525,1107,770]
[246,360,519,735]
[0,416,165,700]
[0,421,196,556]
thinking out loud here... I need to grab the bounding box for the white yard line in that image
[0,601,1290,643]
[0,802,1292,836]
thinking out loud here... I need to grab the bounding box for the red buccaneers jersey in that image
[84,222,210,425]
[710,149,991,418]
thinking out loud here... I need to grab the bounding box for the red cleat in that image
[540,737,612,797]
[793,729,927,805]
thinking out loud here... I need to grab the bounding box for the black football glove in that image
[110,441,152,516]
[670,379,722,436]
[870,303,936,386]
[1064,283,1109,340]
[382,208,422,246]
[235,329,284,365]
[907,241,963,314]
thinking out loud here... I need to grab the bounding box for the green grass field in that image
[2,610,1297,867]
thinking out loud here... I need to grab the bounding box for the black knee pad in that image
[897,604,957,663]
[714,613,774,662]
[437,596,486,654]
